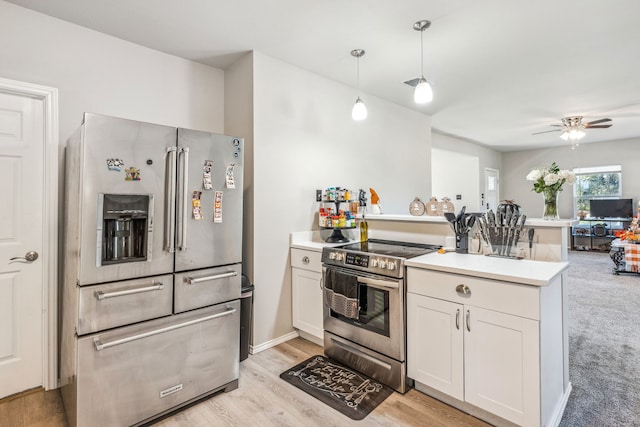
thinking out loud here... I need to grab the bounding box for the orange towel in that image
[624,243,640,273]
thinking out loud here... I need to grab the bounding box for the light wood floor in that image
[155,337,489,427]
[0,386,66,427]
[0,337,489,426]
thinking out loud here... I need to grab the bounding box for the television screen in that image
[589,199,633,218]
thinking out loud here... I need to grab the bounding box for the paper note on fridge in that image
[226,163,236,189]
[214,191,223,223]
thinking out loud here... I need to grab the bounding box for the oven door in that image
[322,266,405,361]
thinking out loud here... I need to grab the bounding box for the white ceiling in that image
[7,0,640,151]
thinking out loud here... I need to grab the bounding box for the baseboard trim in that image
[549,382,572,427]
[250,331,299,354]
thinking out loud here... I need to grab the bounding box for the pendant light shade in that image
[351,49,367,121]
[352,97,367,121]
[414,77,433,104]
[413,20,433,104]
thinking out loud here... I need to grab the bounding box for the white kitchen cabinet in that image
[291,248,324,344]
[407,293,464,400]
[407,267,566,427]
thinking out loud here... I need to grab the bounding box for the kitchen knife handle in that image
[177,147,190,251]
[164,147,177,253]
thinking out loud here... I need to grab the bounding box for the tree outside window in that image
[573,165,622,218]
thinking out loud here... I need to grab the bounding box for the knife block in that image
[455,232,468,254]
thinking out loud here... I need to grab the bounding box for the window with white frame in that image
[573,165,622,217]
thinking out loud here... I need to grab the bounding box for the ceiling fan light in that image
[560,131,569,141]
[352,97,367,121]
[414,78,433,104]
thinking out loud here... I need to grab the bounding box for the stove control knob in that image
[387,261,397,271]
[379,259,387,269]
[370,258,378,267]
[336,253,344,261]
[329,252,337,260]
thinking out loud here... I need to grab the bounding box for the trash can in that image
[240,274,254,362]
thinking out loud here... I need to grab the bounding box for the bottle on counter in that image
[318,208,328,227]
[339,211,346,228]
[359,212,368,242]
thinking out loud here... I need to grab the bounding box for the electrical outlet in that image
[316,189,322,202]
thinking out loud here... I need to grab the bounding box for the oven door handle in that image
[357,276,399,290]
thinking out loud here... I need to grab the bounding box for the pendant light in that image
[351,49,367,121]
[413,20,433,104]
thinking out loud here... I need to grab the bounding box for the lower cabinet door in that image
[292,267,323,340]
[464,306,540,427]
[407,293,464,400]
[75,301,240,427]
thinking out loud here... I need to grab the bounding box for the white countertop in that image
[363,213,578,228]
[290,231,357,252]
[291,231,568,286]
[405,251,569,286]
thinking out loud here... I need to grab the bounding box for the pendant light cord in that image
[356,56,360,97]
[420,28,424,79]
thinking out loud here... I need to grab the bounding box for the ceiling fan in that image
[532,116,612,143]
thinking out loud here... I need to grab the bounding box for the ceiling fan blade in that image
[585,118,612,125]
[532,129,562,135]
[585,124,612,128]
[549,124,564,127]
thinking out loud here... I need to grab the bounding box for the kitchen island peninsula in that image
[289,216,574,426]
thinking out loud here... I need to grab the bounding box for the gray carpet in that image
[560,250,640,427]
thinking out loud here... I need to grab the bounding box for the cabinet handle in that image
[455,309,460,330]
[456,284,471,295]
[302,256,310,264]
[466,310,471,332]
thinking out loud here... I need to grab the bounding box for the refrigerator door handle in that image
[186,271,238,285]
[164,147,177,253]
[93,306,237,351]
[177,147,190,251]
[95,282,165,300]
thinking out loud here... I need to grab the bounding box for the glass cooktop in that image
[337,239,440,259]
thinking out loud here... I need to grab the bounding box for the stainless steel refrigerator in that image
[60,113,244,426]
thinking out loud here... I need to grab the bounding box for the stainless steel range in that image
[321,239,440,393]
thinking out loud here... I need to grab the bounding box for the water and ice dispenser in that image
[98,194,153,265]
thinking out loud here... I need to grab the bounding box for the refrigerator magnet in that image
[203,160,213,190]
[107,158,124,172]
[214,191,223,223]
[125,166,140,181]
[225,163,236,189]
[192,191,203,220]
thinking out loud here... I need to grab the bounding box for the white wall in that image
[0,1,224,142]
[233,51,432,348]
[431,132,502,212]
[501,137,640,219]
[224,53,254,280]
[431,148,480,211]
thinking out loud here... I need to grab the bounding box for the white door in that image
[484,168,499,212]
[0,91,45,397]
